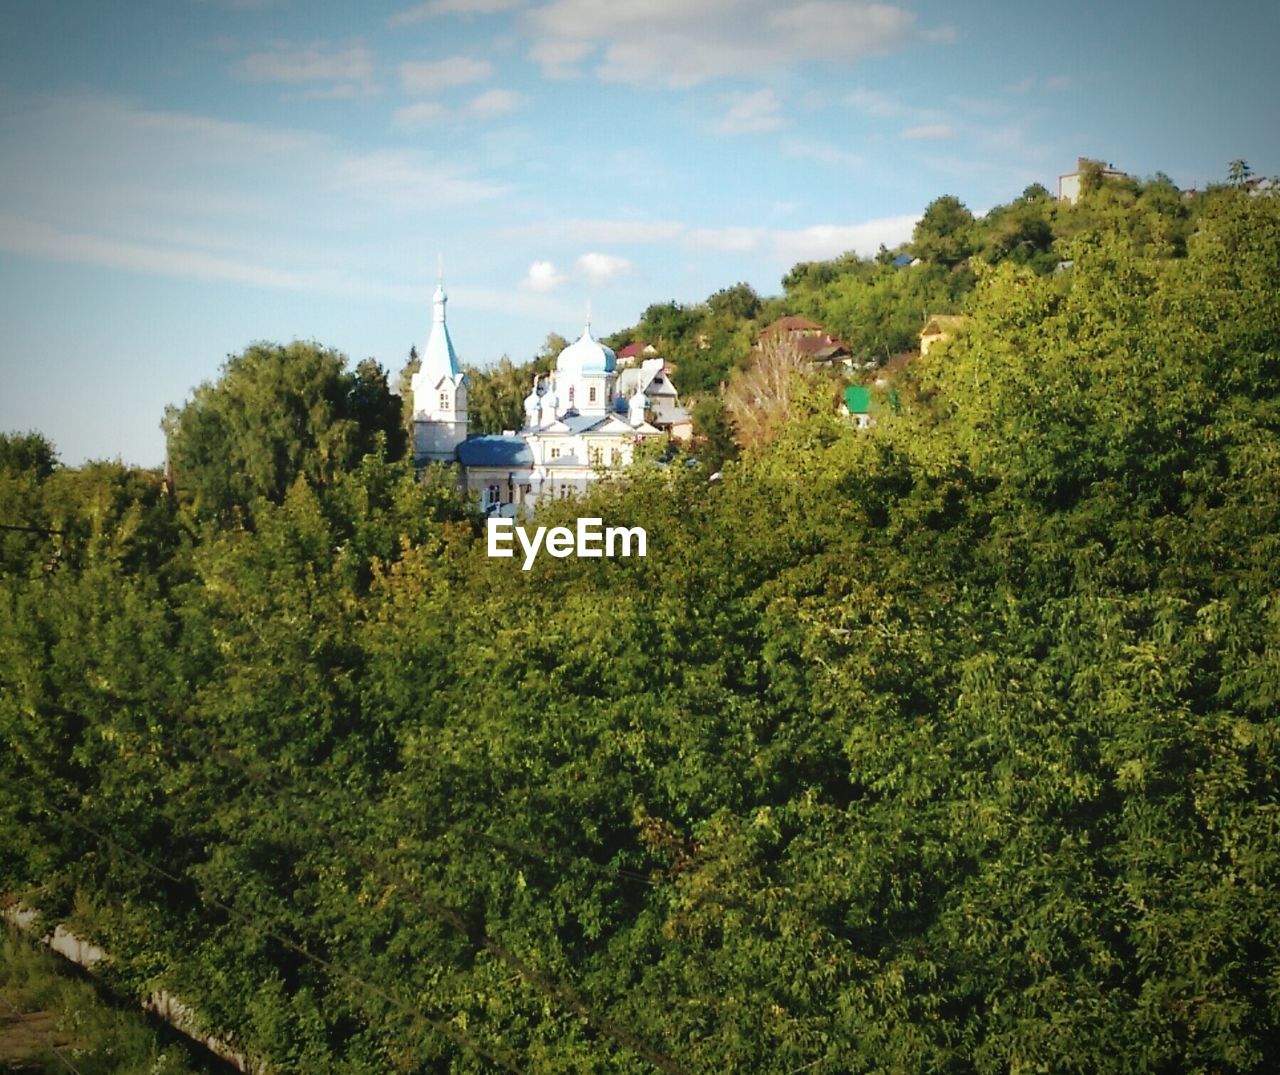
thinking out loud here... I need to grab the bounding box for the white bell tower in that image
[411,261,468,463]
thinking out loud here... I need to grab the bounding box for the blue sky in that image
[1,0,1275,466]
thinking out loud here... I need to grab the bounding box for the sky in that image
[0,0,1275,467]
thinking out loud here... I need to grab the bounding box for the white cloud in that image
[714,88,783,135]
[526,0,935,86]
[769,215,919,262]
[901,124,954,141]
[521,260,566,291]
[684,214,919,262]
[233,41,377,96]
[684,226,765,253]
[393,100,449,126]
[390,0,521,25]
[0,213,312,290]
[575,252,631,285]
[784,140,866,169]
[844,87,943,125]
[0,95,508,292]
[467,88,524,116]
[400,56,492,94]
[504,218,686,244]
[332,149,508,207]
[527,38,593,78]
[1005,75,1072,95]
[391,89,523,126]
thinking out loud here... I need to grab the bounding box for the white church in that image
[410,279,688,515]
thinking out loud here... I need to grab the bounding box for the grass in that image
[0,929,213,1075]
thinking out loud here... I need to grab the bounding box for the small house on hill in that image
[919,314,966,357]
[759,315,852,368]
[842,384,874,429]
[616,341,659,367]
[873,350,919,387]
[1058,157,1131,204]
[841,383,900,428]
[615,356,692,441]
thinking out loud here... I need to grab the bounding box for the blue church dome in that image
[557,323,616,376]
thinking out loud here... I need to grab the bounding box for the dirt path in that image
[0,993,79,1072]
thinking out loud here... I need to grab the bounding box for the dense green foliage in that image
[164,341,406,521]
[464,168,1219,455]
[0,931,203,1073]
[2,184,1279,1072]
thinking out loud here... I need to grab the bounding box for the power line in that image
[0,982,85,1075]
[0,522,66,536]
[38,798,526,1075]
[11,686,689,1074]
[159,707,689,1075]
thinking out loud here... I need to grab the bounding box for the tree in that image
[912,195,976,267]
[465,355,529,435]
[537,332,570,365]
[352,358,407,462]
[163,341,406,520]
[632,302,701,350]
[707,282,763,322]
[396,345,420,443]
[978,195,1057,271]
[0,432,58,480]
[1228,158,1253,186]
[1077,157,1106,196]
[690,394,738,469]
[722,331,825,449]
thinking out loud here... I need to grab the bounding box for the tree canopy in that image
[163,341,406,520]
[3,173,1278,1074]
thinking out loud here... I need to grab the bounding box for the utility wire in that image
[0,522,66,536]
[0,982,86,1075]
[160,707,689,1075]
[11,685,689,1075]
[38,798,526,1075]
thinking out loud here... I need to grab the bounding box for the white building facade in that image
[409,282,468,462]
[413,286,681,516]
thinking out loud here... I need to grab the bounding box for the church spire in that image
[432,255,449,326]
[410,257,468,464]
[424,256,460,376]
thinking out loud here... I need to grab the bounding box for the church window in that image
[485,484,501,510]
[550,447,561,459]
[559,484,571,499]
[610,448,622,466]
[589,386,597,403]
[439,391,449,410]
[589,446,602,466]
[568,386,575,405]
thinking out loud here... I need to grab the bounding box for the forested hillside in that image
[2,183,1279,1072]
[461,165,1224,444]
